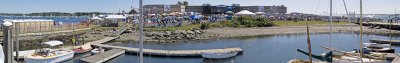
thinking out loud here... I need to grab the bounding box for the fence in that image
[13,22,90,33]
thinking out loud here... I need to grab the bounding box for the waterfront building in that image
[142,3,287,15]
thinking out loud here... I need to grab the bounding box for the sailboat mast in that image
[359,0,364,62]
[342,0,351,24]
[138,0,144,63]
[329,0,333,48]
[389,8,398,49]
[306,22,312,63]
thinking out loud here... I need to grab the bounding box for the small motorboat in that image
[91,48,105,54]
[287,59,328,63]
[363,43,394,53]
[24,40,75,63]
[72,44,92,54]
[363,43,390,49]
[201,52,238,59]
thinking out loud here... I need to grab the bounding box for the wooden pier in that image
[92,44,243,57]
[80,49,125,63]
[370,39,400,45]
[88,37,118,44]
[361,22,400,30]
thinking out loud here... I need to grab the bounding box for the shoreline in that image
[111,24,400,44]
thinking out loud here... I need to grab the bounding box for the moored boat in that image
[201,52,238,59]
[24,40,75,63]
[287,59,327,63]
[72,44,92,54]
[91,48,105,54]
[363,43,395,53]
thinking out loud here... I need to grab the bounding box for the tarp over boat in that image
[42,40,63,46]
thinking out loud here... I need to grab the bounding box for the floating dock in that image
[370,39,400,45]
[80,49,125,63]
[92,44,243,57]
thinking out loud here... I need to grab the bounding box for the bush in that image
[200,23,211,29]
[230,16,275,27]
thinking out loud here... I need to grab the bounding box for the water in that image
[0,16,87,23]
[101,32,400,63]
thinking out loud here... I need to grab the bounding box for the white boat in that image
[363,43,394,53]
[91,48,105,54]
[24,40,75,63]
[201,52,238,59]
[363,43,390,48]
[332,55,385,63]
[287,59,328,63]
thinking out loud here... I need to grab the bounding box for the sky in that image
[1,0,400,15]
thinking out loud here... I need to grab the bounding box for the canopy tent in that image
[42,40,63,46]
[255,12,266,14]
[91,16,103,20]
[105,15,126,19]
[365,15,374,18]
[235,10,256,15]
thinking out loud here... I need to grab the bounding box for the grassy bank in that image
[273,21,350,26]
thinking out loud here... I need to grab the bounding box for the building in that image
[143,3,287,15]
[143,5,185,15]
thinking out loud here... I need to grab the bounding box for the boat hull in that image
[201,52,238,59]
[24,50,74,63]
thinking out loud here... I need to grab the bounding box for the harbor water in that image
[94,32,400,63]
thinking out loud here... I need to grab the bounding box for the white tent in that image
[105,15,126,19]
[255,12,266,14]
[235,10,256,15]
[91,16,103,20]
[42,40,63,46]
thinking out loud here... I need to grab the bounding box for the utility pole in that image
[138,0,144,63]
[3,21,13,63]
[15,22,20,60]
[329,0,333,49]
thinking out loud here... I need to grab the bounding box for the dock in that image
[370,39,400,45]
[80,49,125,63]
[78,25,243,63]
[92,44,243,57]
[361,22,400,30]
[88,37,118,44]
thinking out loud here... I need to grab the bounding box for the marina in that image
[2,0,400,63]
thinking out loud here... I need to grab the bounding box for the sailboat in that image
[24,40,75,63]
[363,43,394,53]
[291,0,386,63]
[366,16,396,53]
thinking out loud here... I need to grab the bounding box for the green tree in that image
[183,1,189,5]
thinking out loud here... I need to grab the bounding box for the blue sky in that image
[1,0,399,15]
